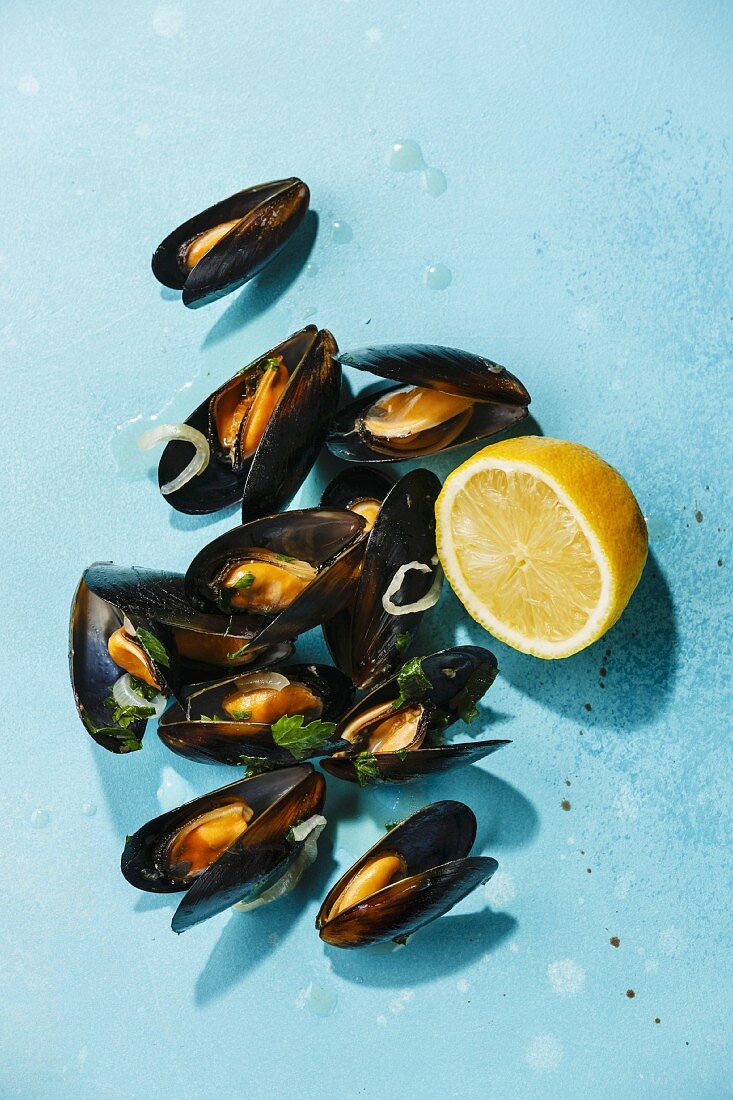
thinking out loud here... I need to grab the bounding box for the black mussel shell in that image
[151,178,309,307]
[171,634,294,685]
[337,344,530,405]
[184,508,367,644]
[157,327,341,517]
[323,469,441,689]
[121,765,325,932]
[158,663,355,766]
[328,383,528,463]
[319,467,394,513]
[320,645,508,784]
[316,800,497,947]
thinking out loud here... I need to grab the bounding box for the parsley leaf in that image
[229,709,252,722]
[271,714,337,760]
[385,820,400,831]
[226,642,251,661]
[393,657,432,710]
[353,752,381,787]
[231,572,255,590]
[240,754,280,777]
[395,632,411,654]
[198,714,223,723]
[104,694,156,729]
[395,747,410,761]
[275,553,296,563]
[127,676,159,702]
[452,662,499,724]
[135,627,170,669]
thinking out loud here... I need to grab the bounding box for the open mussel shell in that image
[320,645,509,784]
[184,508,367,645]
[157,327,341,517]
[328,344,530,463]
[158,663,355,766]
[322,468,441,689]
[121,764,325,932]
[316,800,497,947]
[151,178,309,307]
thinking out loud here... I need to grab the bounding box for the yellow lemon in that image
[435,436,648,658]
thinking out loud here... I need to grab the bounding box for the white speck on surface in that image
[614,781,640,821]
[548,958,586,996]
[77,1046,88,1067]
[509,942,520,954]
[389,989,414,1014]
[152,5,183,38]
[658,927,684,957]
[386,139,424,172]
[484,869,516,907]
[136,123,152,138]
[457,979,469,993]
[302,306,317,319]
[331,221,353,244]
[614,873,633,899]
[296,981,338,1017]
[81,802,97,817]
[156,766,195,812]
[366,26,383,42]
[578,897,585,905]
[267,933,280,948]
[17,74,40,96]
[526,1034,564,1073]
[424,263,452,290]
[30,809,50,829]
[645,958,659,973]
[421,166,447,196]
[567,836,575,845]
[573,304,601,332]
[305,262,319,278]
[376,1014,387,1026]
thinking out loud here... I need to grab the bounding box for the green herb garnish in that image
[240,754,280,777]
[452,662,498,724]
[271,714,337,760]
[353,752,381,787]
[393,657,432,710]
[262,356,283,371]
[229,709,252,721]
[231,572,255,590]
[104,694,156,729]
[198,714,223,723]
[275,553,296,563]
[135,627,170,669]
[385,820,400,831]
[226,642,251,661]
[395,747,410,761]
[395,632,411,654]
[127,676,159,702]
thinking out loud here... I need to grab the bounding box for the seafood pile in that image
[69,179,532,947]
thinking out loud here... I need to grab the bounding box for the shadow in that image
[201,212,319,348]
[326,908,516,987]
[195,834,337,1007]
[499,551,677,731]
[167,499,242,532]
[160,287,180,301]
[134,892,178,913]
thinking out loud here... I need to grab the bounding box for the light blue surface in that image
[2,2,731,1097]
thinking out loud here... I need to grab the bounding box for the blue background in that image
[2,2,731,1097]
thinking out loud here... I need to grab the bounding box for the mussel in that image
[185,508,368,647]
[151,178,309,307]
[316,800,497,947]
[327,344,531,462]
[158,663,354,767]
[121,764,326,932]
[321,468,442,689]
[155,327,341,516]
[320,646,509,784]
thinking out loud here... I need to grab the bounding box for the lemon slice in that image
[435,437,648,658]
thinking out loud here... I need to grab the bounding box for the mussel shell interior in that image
[327,384,529,463]
[320,467,394,512]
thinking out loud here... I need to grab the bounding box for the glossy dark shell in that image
[316,800,497,947]
[120,765,325,932]
[151,178,309,307]
[184,508,367,644]
[322,740,509,784]
[157,327,341,517]
[337,344,530,404]
[322,469,441,689]
[158,663,355,766]
[319,467,394,512]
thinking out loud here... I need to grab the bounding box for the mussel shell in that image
[120,765,325,931]
[323,469,441,689]
[151,178,309,306]
[184,508,367,644]
[321,739,510,784]
[319,467,394,513]
[337,344,530,404]
[158,663,356,766]
[328,384,528,463]
[316,800,497,947]
[172,637,295,684]
[158,327,333,515]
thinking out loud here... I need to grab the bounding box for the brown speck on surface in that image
[599,666,607,677]
[584,703,592,712]
[626,989,635,999]
[718,559,723,566]
[599,682,605,689]
[561,800,571,811]
[580,850,585,854]
[655,1018,661,1024]
[610,936,620,948]
[695,510,703,523]
[565,779,571,787]
[605,648,611,658]
[587,867,592,874]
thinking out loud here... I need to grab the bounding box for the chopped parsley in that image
[135,627,170,669]
[395,747,410,761]
[229,709,252,722]
[240,754,280,777]
[104,694,155,729]
[393,657,432,710]
[226,642,251,661]
[271,714,337,760]
[198,714,223,723]
[452,662,499,724]
[353,752,381,787]
[127,676,159,702]
[275,553,296,563]
[231,572,255,590]
[384,820,400,832]
[395,632,411,654]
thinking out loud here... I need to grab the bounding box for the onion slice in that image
[138,423,210,496]
[234,815,327,912]
[112,674,167,717]
[382,560,443,617]
[233,671,291,693]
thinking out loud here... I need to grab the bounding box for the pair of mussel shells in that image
[123,763,496,947]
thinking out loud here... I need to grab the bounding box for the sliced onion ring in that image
[112,674,167,717]
[382,560,443,617]
[234,815,327,912]
[233,671,291,693]
[138,423,210,496]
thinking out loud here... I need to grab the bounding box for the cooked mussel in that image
[320,646,509,784]
[121,764,326,932]
[155,327,341,516]
[321,468,441,689]
[328,344,530,462]
[185,508,367,646]
[151,178,309,307]
[158,664,354,766]
[316,800,497,947]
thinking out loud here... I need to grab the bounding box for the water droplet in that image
[421,167,447,196]
[331,221,353,244]
[302,306,317,319]
[386,139,425,172]
[31,809,50,829]
[301,980,338,1017]
[424,263,452,290]
[305,262,319,278]
[367,127,377,137]
[156,766,195,812]
[82,802,97,817]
